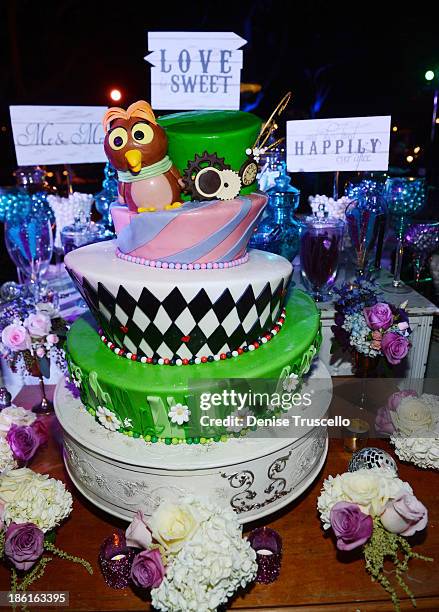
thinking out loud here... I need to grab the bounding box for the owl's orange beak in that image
[124,149,142,173]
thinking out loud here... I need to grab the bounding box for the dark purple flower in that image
[4,522,44,570]
[381,332,409,365]
[6,424,41,463]
[130,548,165,589]
[364,303,394,331]
[330,501,373,551]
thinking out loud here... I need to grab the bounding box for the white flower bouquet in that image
[100,496,257,611]
[317,467,432,611]
[0,467,92,595]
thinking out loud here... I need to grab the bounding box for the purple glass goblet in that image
[300,216,344,302]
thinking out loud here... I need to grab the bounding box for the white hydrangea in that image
[0,405,36,438]
[392,433,439,470]
[151,496,257,612]
[0,437,17,473]
[317,468,412,529]
[0,468,72,532]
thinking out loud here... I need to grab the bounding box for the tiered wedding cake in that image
[55,102,330,522]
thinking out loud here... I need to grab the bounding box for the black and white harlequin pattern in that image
[67,270,291,359]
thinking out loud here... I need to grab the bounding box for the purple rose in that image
[126,511,152,550]
[380,491,428,536]
[330,501,373,551]
[387,389,417,412]
[375,405,396,435]
[364,303,394,331]
[381,332,409,365]
[1,324,31,351]
[130,548,165,589]
[6,424,41,463]
[4,522,44,570]
[24,313,51,338]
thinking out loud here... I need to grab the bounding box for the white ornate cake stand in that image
[55,360,332,524]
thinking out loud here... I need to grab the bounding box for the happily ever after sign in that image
[146,32,246,110]
[286,116,391,172]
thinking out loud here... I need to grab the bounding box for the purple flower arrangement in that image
[0,299,68,379]
[99,498,257,609]
[0,405,49,471]
[318,466,432,611]
[332,277,412,367]
[0,467,92,594]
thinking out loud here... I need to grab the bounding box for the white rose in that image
[392,398,433,436]
[0,406,36,438]
[149,502,200,554]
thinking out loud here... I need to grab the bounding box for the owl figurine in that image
[102,100,182,212]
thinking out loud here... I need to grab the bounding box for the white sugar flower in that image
[123,417,133,429]
[0,405,36,438]
[151,496,257,612]
[96,406,122,431]
[0,467,72,532]
[0,437,17,473]
[168,404,191,426]
[317,468,412,529]
[283,372,299,393]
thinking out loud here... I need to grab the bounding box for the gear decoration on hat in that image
[239,156,259,187]
[183,152,230,200]
[216,170,242,201]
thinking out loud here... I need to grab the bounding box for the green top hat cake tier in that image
[158,110,262,196]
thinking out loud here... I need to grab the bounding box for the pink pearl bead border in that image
[98,309,287,366]
[115,248,249,270]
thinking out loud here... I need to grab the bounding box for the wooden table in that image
[1,384,438,612]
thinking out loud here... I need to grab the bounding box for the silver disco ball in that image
[348,447,398,474]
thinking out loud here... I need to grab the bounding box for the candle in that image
[248,527,282,584]
[99,531,136,589]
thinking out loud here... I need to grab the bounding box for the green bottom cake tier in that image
[66,289,321,444]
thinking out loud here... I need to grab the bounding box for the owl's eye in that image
[131,122,154,144]
[108,127,128,150]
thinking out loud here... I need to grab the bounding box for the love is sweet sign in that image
[9,105,108,165]
[286,116,391,172]
[145,32,246,110]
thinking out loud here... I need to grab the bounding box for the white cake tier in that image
[65,241,293,360]
[54,359,331,523]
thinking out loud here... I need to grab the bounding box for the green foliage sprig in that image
[364,518,433,612]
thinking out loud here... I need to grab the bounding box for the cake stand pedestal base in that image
[54,360,331,524]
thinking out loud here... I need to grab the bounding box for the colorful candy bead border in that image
[98,308,287,366]
[115,248,249,270]
[84,402,254,445]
